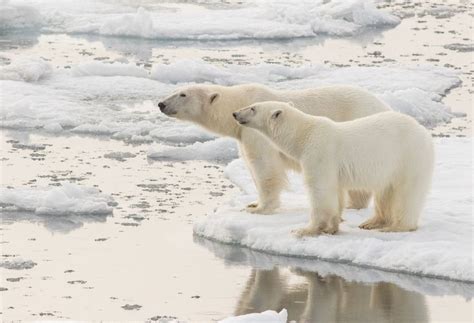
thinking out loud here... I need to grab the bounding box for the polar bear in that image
[233,102,434,236]
[158,84,389,214]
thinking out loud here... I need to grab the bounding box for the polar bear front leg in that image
[244,157,287,214]
[239,131,287,214]
[293,171,341,237]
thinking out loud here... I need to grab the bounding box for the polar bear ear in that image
[271,110,282,120]
[209,93,220,105]
[287,101,294,107]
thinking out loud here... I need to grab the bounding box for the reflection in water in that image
[1,211,107,233]
[194,236,473,322]
[236,268,429,323]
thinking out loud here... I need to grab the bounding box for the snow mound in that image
[0,183,114,216]
[194,139,473,282]
[148,138,238,162]
[0,58,52,82]
[0,1,42,30]
[220,309,287,323]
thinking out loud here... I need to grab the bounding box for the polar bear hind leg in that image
[359,186,393,230]
[379,175,429,232]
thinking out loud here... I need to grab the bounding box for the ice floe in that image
[194,138,473,282]
[0,182,114,216]
[3,0,399,39]
[0,57,462,144]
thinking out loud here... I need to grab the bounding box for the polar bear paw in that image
[292,226,320,238]
[359,216,386,230]
[292,223,339,238]
[244,201,277,215]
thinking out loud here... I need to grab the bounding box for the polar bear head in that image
[158,85,220,122]
[233,101,292,131]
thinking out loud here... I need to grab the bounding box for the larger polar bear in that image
[233,102,434,236]
[158,84,389,214]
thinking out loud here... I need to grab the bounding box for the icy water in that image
[1,0,473,322]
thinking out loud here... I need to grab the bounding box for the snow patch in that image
[194,139,473,282]
[0,183,114,216]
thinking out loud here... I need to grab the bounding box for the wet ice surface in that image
[1,0,473,321]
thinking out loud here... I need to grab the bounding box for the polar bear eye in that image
[180,93,186,97]
[250,107,255,112]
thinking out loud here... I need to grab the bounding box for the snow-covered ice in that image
[194,138,473,282]
[0,182,114,216]
[1,0,399,39]
[219,309,287,323]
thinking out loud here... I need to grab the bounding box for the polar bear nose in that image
[158,102,166,111]
[232,112,238,119]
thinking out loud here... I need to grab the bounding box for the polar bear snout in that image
[158,101,177,116]
[233,110,249,125]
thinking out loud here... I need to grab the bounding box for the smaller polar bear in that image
[233,102,434,237]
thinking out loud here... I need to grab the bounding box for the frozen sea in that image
[0,0,473,322]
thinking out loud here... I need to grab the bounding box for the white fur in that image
[234,102,434,236]
[159,84,389,213]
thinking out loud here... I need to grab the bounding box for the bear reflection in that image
[235,268,428,323]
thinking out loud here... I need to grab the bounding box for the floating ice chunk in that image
[194,139,473,282]
[380,88,455,127]
[149,123,215,144]
[149,59,323,84]
[43,122,63,133]
[0,183,114,216]
[0,57,52,82]
[0,259,37,270]
[148,138,238,162]
[0,1,42,30]
[220,309,287,323]
[71,123,117,135]
[71,61,149,78]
